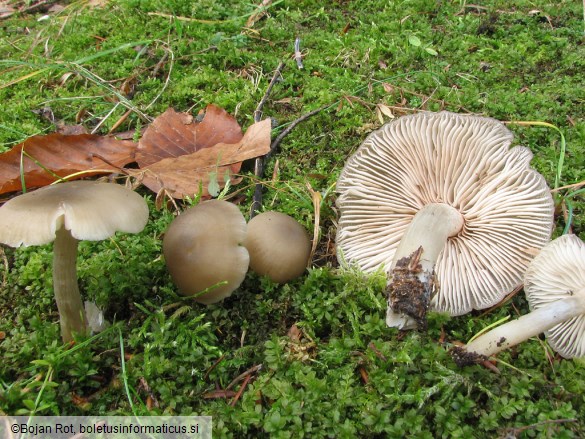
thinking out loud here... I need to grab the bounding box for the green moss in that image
[1,0,584,436]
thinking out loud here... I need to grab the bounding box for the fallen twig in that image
[226,364,263,391]
[230,374,252,407]
[250,62,285,217]
[270,105,329,155]
[203,354,226,381]
[502,418,578,438]
[250,104,329,217]
[203,389,237,399]
[253,62,285,123]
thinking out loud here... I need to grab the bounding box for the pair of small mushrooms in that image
[163,201,311,304]
[0,181,149,342]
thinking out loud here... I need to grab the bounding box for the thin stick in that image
[270,104,329,155]
[250,104,329,217]
[253,61,285,122]
[550,179,585,193]
[226,364,263,391]
[507,418,578,436]
[229,374,252,407]
[203,354,226,381]
[108,109,132,134]
[250,62,285,218]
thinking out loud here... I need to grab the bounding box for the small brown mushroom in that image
[244,211,311,283]
[163,200,249,304]
[0,181,149,342]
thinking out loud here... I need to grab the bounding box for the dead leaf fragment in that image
[0,1,16,19]
[246,0,272,27]
[0,134,136,195]
[134,118,272,199]
[136,105,243,167]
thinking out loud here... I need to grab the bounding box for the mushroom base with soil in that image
[386,203,464,330]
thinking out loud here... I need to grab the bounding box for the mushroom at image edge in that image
[0,181,149,343]
[452,234,585,365]
[163,200,249,304]
[244,211,311,283]
[335,111,554,329]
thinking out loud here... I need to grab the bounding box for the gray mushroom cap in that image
[0,180,149,246]
[336,111,554,316]
[525,234,585,358]
[163,200,250,304]
[244,211,311,283]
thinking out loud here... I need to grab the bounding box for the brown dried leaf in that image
[133,118,272,199]
[56,125,90,135]
[0,1,16,19]
[0,134,136,195]
[136,105,243,167]
[246,0,272,27]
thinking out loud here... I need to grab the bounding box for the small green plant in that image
[407,34,438,56]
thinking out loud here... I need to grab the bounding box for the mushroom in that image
[452,234,585,366]
[336,111,554,330]
[0,181,149,342]
[244,211,311,283]
[163,199,249,304]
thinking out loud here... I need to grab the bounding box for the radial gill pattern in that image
[524,234,585,358]
[336,111,554,316]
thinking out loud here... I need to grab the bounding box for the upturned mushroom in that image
[163,200,249,304]
[336,111,554,330]
[0,181,149,342]
[452,234,585,366]
[244,211,311,283]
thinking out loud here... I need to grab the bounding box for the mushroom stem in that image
[53,227,88,343]
[453,291,585,365]
[386,203,464,329]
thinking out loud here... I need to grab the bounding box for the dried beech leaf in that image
[0,133,136,195]
[133,118,272,199]
[136,105,243,167]
[56,125,89,135]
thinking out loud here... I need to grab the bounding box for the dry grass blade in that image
[306,182,321,267]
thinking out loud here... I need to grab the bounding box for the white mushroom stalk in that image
[53,227,87,342]
[336,112,554,330]
[452,234,585,366]
[386,203,464,329]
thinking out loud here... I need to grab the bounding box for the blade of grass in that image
[0,40,152,89]
[119,327,136,415]
[467,315,511,344]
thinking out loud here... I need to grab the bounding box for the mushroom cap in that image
[336,111,554,316]
[0,180,149,247]
[244,211,311,283]
[163,200,249,304]
[524,234,585,358]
